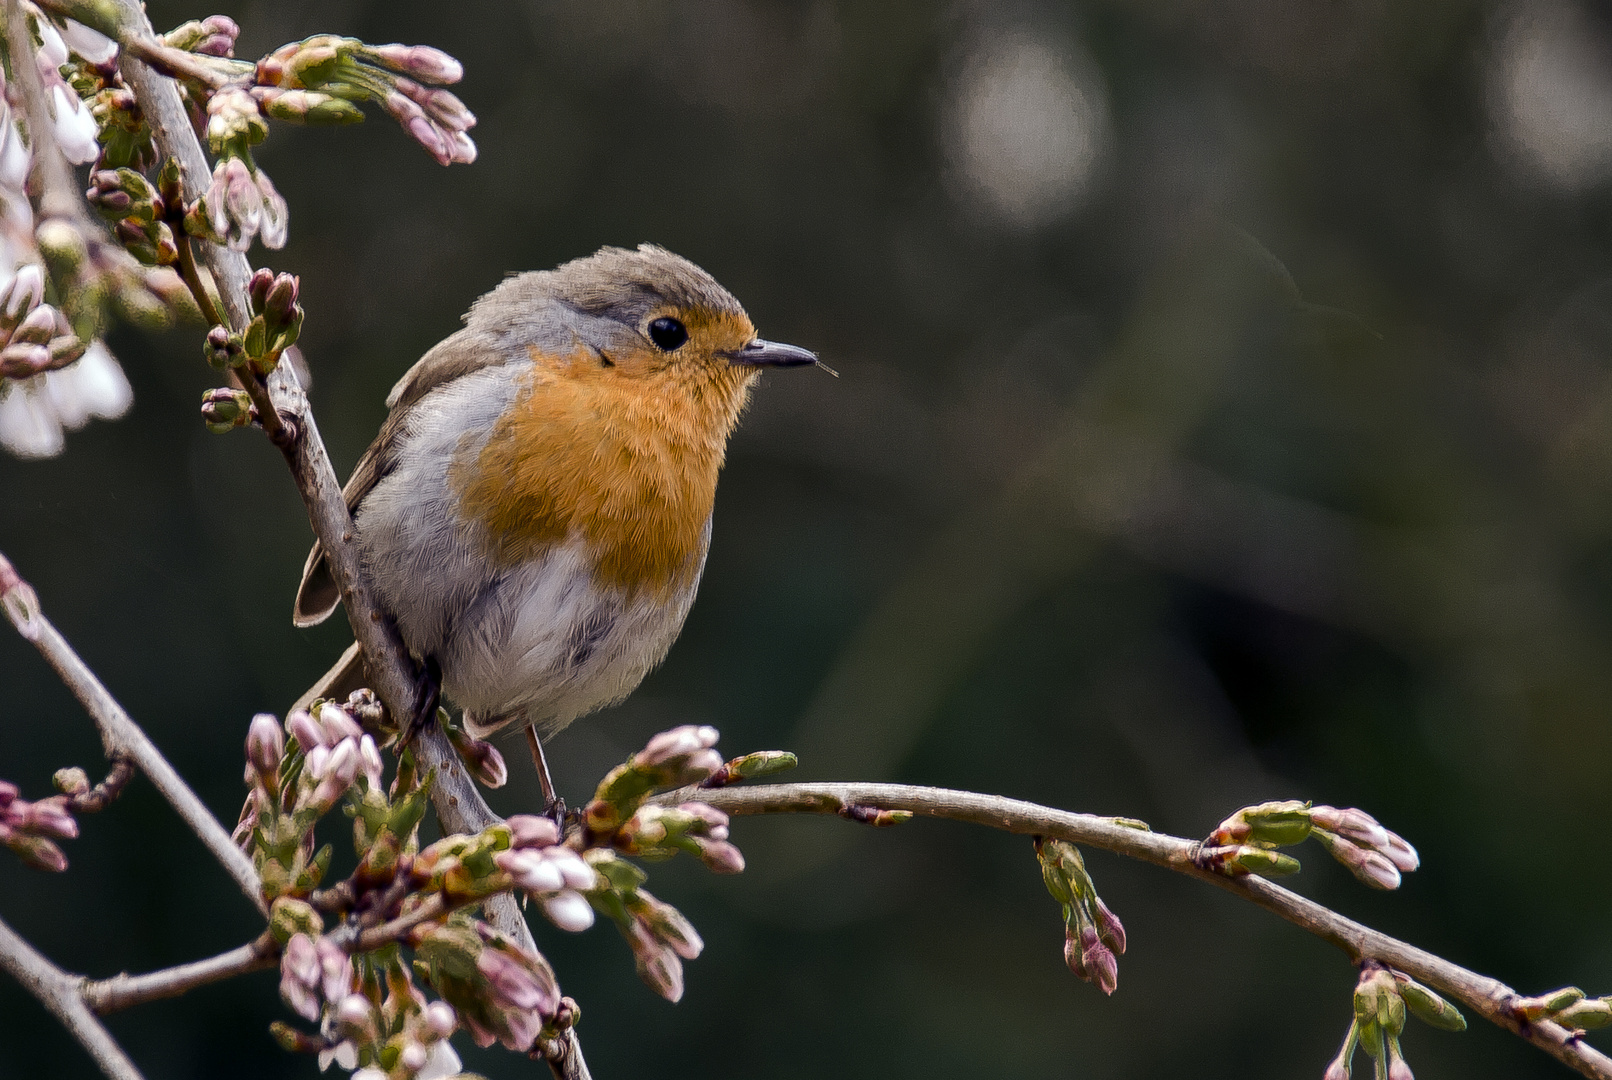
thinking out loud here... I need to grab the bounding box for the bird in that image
[291,244,820,806]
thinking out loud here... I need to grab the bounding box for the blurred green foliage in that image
[5,0,1612,1077]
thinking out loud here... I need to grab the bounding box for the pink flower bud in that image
[637,725,719,767]
[0,781,18,808]
[333,993,373,1030]
[358,735,384,790]
[1081,939,1119,995]
[693,837,745,874]
[477,946,559,1017]
[315,936,354,1002]
[505,814,560,850]
[279,933,321,1021]
[247,713,284,777]
[367,44,464,85]
[496,848,565,894]
[398,1041,428,1072]
[1382,832,1419,873]
[317,702,363,744]
[422,1001,457,1038]
[20,796,77,840]
[285,709,323,750]
[549,848,596,892]
[542,891,595,932]
[1094,897,1126,954]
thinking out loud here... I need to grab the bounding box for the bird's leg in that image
[525,723,566,825]
[400,656,442,748]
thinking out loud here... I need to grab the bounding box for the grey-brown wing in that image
[291,328,511,626]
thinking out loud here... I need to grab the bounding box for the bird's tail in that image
[291,640,369,715]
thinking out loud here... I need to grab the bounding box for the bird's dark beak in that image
[726,338,820,368]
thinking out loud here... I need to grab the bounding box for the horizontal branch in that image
[83,934,275,1015]
[685,781,1612,1080]
[1,553,266,916]
[0,913,144,1080]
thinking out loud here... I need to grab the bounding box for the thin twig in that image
[83,934,276,1014]
[679,781,1612,1080]
[0,913,145,1080]
[109,9,590,1077]
[0,552,266,916]
[68,755,136,814]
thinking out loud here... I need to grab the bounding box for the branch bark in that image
[0,913,145,1080]
[82,935,275,1014]
[108,8,589,1076]
[1,553,266,916]
[683,781,1612,1080]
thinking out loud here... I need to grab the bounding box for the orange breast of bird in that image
[451,341,754,600]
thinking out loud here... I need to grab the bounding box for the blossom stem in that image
[672,781,1612,1080]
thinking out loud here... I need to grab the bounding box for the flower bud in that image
[268,896,322,944]
[52,767,90,796]
[364,43,464,84]
[21,797,78,840]
[1554,999,1612,1030]
[1094,897,1126,954]
[542,891,595,932]
[422,1000,457,1038]
[505,814,560,850]
[247,713,285,778]
[692,836,745,874]
[1397,978,1465,1031]
[316,701,364,744]
[1219,845,1302,877]
[279,933,321,1021]
[5,834,68,872]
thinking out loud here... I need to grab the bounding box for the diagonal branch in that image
[681,781,1612,1080]
[0,913,145,1080]
[0,552,266,915]
[108,8,589,1077]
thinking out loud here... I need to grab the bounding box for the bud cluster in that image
[270,898,466,1080]
[585,724,725,834]
[1512,985,1612,1032]
[614,801,745,874]
[86,167,177,266]
[413,916,572,1053]
[1036,838,1126,995]
[234,705,387,899]
[585,850,705,1001]
[253,36,477,165]
[24,7,109,166]
[1202,801,1418,890]
[0,779,78,872]
[1326,964,1466,1080]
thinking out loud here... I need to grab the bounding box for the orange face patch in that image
[453,342,756,598]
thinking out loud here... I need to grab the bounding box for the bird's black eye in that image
[648,317,688,351]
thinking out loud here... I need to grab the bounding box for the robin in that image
[291,244,821,805]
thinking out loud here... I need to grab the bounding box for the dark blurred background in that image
[6,0,1612,1076]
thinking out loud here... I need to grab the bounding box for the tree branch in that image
[109,9,590,1076]
[82,935,275,1015]
[683,781,1612,1080]
[0,552,266,916]
[0,913,145,1080]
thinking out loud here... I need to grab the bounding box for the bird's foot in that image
[400,656,441,748]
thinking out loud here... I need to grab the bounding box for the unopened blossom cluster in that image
[234,705,384,899]
[576,724,777,1001]
[1324,963,1468,1080]
[414,917,576,1054]
[0,8,155,459]
[0,779,77,872]
[1036,838,1126,996]
[1204,800,1420,890]
[270,897,465,1080]
[254,36,477,165]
